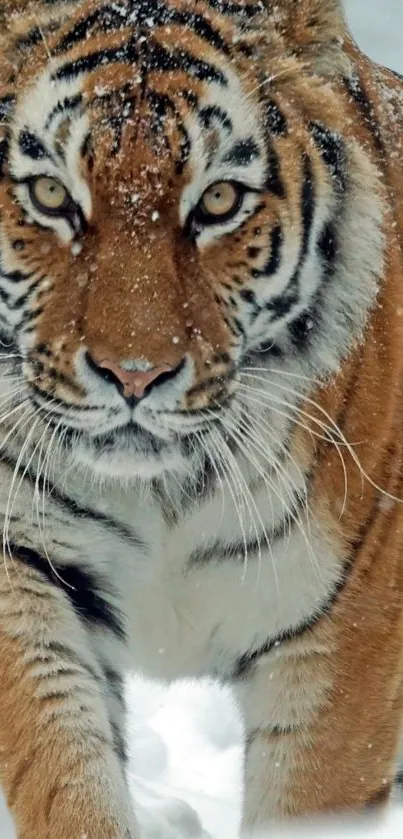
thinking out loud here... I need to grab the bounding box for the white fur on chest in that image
[1,450,343,684]
[125,508,342,681]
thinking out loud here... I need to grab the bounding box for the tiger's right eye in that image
[29,176,73,216]
[198,181,243,223]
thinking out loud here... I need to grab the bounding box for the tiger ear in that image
[261,0,347,76]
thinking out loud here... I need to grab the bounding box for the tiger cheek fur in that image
[1,1,403,837]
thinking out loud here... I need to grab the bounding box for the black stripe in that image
[295,155,316,265]
[55,4,130,54]
[19,305,43,327]
[239,288,257,305]
[233,491,385,680]
[189,537,261,567]
[309,121,347,191]
[288,222,340,351]
[199,105,233,133]
[0,450,144,548]
[18,130,50,161]
[232,589,340,679]
[187,369,235,399]
[265,154,315,320]
[104,666,124,704]
[145,40,226,85]
[317,223,339,276]
[251,224,283,278]
[245,724,299,751]
[343,74,384,155]
[27,650,100,685]
[264,99,288,136]
[288,221,339,351]
[152,7,230,56]
[0,138,9,179]
[0,286,10,305]
[188,494,305,567]
[4,277,43,311]
[56,0,230,57]
[52,38,139,82]
[110,719,127,763]
[108,96,136,156]
[265,142,286,198]
[54,486,145,547]
[30,389,103,414]
[53,35,226,86]
[203,0,263,19]
[146,91,190,172]
[222,137,260,166]
[223,199,265,240]
[230,315,246,338]
[11,543,126,639]
[0,94,15,121]
[44,94,83,130]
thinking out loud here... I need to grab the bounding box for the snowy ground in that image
[1,1,403,837]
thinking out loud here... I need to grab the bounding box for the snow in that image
[1,1,403,837]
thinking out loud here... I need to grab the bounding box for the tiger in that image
[1,0,403,836]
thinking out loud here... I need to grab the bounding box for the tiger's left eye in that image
[28,176,72,216]
[198,181,243,222]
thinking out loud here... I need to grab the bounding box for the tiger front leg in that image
[0,557,138,839]
[233,629,403,828]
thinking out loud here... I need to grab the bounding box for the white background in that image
[1,1,402,837]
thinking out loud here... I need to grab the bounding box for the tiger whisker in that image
[218,404,322,586]
[195,427,226,533]
[0,403,36,586]
[34,415,76,590]
[211,412,281,590]
[238,378,350,518]
[2,404,40,571]
[207,423,253,580]
[230,400,323,583]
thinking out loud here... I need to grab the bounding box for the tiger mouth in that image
[61,421,168,456]
[93,423,166,454]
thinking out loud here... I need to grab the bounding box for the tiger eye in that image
[200,181,241,219]
[29,176,70,214]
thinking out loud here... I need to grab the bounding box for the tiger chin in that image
[1,1,403,837]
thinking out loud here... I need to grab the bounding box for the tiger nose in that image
[87,354,176,400]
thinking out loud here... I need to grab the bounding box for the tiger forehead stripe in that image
[54,0,232,57]
[51,33,227,87]
[45,0,235,89]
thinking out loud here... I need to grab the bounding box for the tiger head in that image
[0,0,385,482]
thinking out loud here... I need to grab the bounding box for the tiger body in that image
[1,0,403,835]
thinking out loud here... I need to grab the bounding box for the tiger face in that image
[0,0,384,481]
